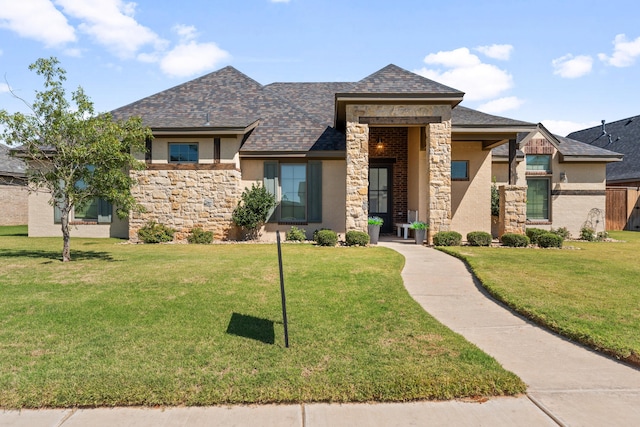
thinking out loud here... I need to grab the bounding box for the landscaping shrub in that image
[537,232,563,248]
[187,227,213,244]
[580,226,595,241]
[315,229,338,247]
[501,233,530,247]
[232,184,276,240]
[286,226,306,241]
[345,230,370,246]
[597,231,609,241]
[433,231,462,246]
[551,226,571,240]
[526,228,547,245]
[138,221,175,244]
[466,231,492,247]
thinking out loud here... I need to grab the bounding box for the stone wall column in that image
[426,121,452,244]
[498,185,527,237]
[346,121,369,232]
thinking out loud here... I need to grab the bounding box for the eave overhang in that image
[150,120,260,137]
[452,125,537,150]
[239,150,346,159]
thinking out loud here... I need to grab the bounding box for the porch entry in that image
[369,165,393,233]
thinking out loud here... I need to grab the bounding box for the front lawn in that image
[440,231,640,365]
[0,229,524,408]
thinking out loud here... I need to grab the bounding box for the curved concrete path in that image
[379,239,640,426]
[3,240,639,426]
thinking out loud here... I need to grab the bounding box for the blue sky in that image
[1,0,639,137]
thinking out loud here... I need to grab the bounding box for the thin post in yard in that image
[276,231,289,348]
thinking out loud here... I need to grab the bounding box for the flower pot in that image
[414,228,426,245]
[368,224,380,245]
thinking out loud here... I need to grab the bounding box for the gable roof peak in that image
[349,63,464,95]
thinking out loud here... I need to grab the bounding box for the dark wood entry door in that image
[369,165,393,233]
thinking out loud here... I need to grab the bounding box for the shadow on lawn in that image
[0,248,116,262]
[226,312,275,345]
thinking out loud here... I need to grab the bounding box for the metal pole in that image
[276,231,289,348]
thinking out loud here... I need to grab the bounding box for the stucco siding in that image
[451,142,492,238]
[0,183,28,225]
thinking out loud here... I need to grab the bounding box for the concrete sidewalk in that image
[380,239,640,426]
[3,239,639,426]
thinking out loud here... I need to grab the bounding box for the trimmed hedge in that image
[526,228,547,245]
[466,231,492,247]
[187,227,213,244]
[537,232,563,248]
[345,230,370,246]
[433,231,462,246]
[286,226,306,241]
[315,229,338,247]
[501,233,530,247]
[137,221,175,244]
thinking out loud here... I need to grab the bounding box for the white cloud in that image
[0,0,76,47]
[477,96,524,114]
[173,24,198,42]
[476,44,513,61]
[0,83,11,94]
[598,34,640,67]
[54,0,166,58]
[160,41,230,78]
[415,47,514,101]
[542,120,600,137]
[552,54,593,78]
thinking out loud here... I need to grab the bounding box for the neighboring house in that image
[0,144,28,226]
[29,63,615,242]
[492,125,622,237]
[568,116,640,186]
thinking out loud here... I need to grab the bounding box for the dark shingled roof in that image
[111,66,264,129]
[568,116,640,182]
[0,144,26,176]
[347,64,464,95]
[452,106,534,127]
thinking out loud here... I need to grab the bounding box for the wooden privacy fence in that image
[606,187,640,231]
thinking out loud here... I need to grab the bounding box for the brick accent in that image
[0,182,28,225]
[523,138,554,155]
[369,127,408,226]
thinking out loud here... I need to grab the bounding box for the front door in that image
[369,165,393,233]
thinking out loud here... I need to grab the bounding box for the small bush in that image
[501,233,530,247]
[526,228,547,245]
[345,230,370,246]
[138,221,175,244]
[232,184,276,240]
[537,232,563,248]
[313,228,330,241]
[315,229,338,247]
[433,231,462,246]
[596,231,609,241]
[187,227,213,244]
[466,231,492,247]
[580,227,595,241]
[286,226,306,241]
[551,226,571,240]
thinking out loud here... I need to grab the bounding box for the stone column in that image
[426,121,452,244]
[498,185,527,237]
[346,121,369,232]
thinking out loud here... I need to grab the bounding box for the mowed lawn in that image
[0,226,524,408]
[440,231,640,366]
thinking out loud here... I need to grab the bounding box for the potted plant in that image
[410,221,428,245]
[368,216,383,245]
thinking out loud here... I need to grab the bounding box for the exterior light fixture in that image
[376,137,384,150]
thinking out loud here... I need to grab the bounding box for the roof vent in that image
[204,112,210,126]
[601,119,606,135]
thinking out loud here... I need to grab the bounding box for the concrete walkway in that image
[3,239,639,426]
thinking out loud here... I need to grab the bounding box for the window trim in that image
[526,154,551,173]
[168,142,199,164]
[451,160,469,181]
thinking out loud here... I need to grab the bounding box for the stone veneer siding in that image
[498,185,527,236]
[129,169,242,241]
[345,104,452,235]
[369,127,408,226]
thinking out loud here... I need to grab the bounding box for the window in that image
[527,178,549,220]
[169,143,198,163]
[144,137,152,162]
[54,198,112,223]
[451,160,469,180]
[526,155,551,172]
[264,161,322,223]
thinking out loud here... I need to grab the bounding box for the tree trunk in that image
[60,207,72,262]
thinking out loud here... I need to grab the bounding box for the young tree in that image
[232,184,276,240]
[0,57,151,261]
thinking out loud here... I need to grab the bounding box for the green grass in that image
[440,231,640,365]
[0,229,524,408]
